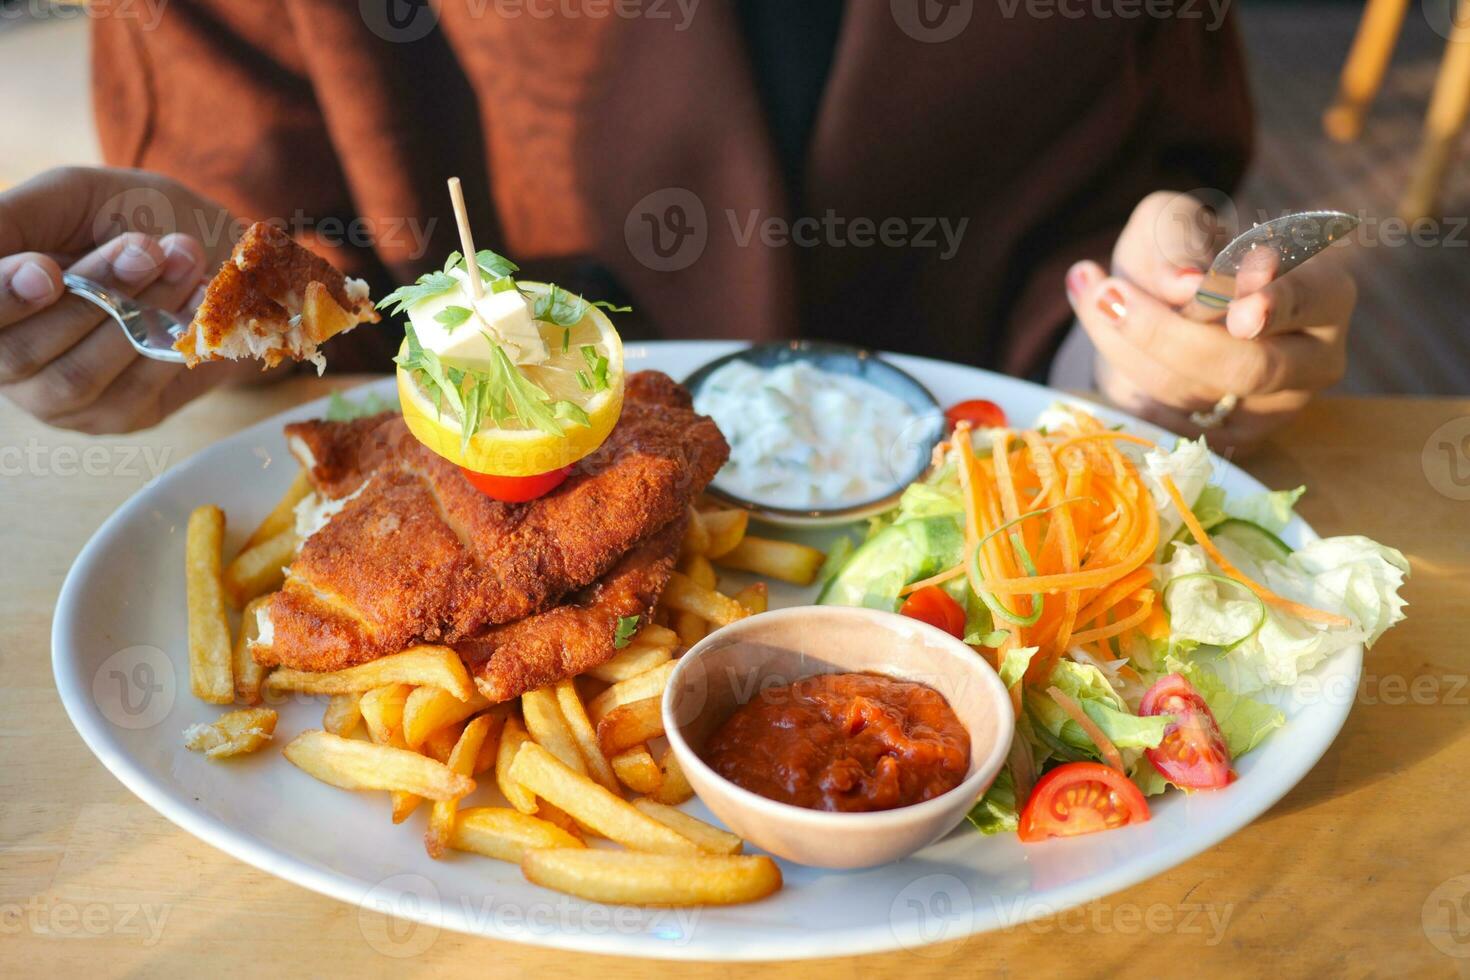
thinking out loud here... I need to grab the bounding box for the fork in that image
[63,273,188,364]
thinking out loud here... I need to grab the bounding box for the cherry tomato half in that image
[459,465,572,503]
[1017,761,1151,842]
[899,585,967,638]
[945,399,1007,431]
[1139,673,1234,790]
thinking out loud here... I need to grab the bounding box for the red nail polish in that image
[1177,266,1203,277]
[1098,287,1126,321]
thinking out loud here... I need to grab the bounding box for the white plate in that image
[52,341,1360,960]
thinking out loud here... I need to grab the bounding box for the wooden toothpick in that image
[447,177,483,301]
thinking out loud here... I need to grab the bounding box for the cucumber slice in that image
[1213,518,1292,563]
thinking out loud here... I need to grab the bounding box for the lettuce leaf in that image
[1143,438,1215,550]
[1226,486,1305,534]
[1028,660,1172,756]
[966,767,1019,835]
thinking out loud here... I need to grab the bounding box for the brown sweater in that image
[91,2,1251,376]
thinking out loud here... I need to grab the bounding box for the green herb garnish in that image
[378,271,458,316]
[393,323,463,420]
[580,344,610,392]
[435,305,473,331]
[614,615,641,649]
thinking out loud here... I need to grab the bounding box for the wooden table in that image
[4,378,1467,976]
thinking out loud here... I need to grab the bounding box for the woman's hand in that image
[1066,192,1356,454]
[0,167,264,434]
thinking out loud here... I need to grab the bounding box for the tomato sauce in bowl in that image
[701,673,971,813]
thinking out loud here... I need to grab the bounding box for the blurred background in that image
[1,0,1466,394]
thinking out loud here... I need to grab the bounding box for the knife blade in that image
[1182,209,1358,322]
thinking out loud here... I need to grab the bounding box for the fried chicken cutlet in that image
[251,372,728,672]
[456,515,684,702]
[175,221,379,371]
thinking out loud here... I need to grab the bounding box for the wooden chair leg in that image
[1323,0,1412,142]
[1400,0,1470,221]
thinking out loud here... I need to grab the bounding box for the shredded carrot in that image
[1069,591,1154,645]
[1159,474,1351,627]
[1052,431,1157,457]
[1073,566,1154,628]
[1047,685,1125,772]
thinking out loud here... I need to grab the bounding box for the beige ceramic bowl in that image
[661,605,1014,869]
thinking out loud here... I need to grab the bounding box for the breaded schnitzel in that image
[456,515,684,702]
[175,221,379,371]
[252,372,728,672]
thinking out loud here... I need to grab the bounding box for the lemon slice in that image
[397,282,624,476]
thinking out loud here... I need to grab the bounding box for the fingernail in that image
[1177,266,1204,277]
[113,243,160,284]
[1066,262,1090,298]
[10,261,56,303]
[1098,286,1126,322]
[162,239,199,284]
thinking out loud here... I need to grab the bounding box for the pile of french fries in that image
[182,473,827,907]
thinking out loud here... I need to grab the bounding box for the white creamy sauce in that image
[693,360,929,509]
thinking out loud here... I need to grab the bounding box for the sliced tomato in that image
[460,465,572,503]
[945,399,1007,431]
[899,585,967,638]
[1017,761,1151,842]
[1139,673,1233,789]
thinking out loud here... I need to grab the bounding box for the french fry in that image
[450,808,584,863]
[597,696,665,757]
[496,716,539,814]
[585,643,673,684]
[183,707,278,758]
[631,623,679,649]
[283,730,474,800]
[652,747,695,805]
[632,799,743,855]
[473,712,507,775]
[588,661,676,726]
[610,745,663,795]
[186,505,234,704]
[323,692,364,737]
[700,509,749,559]
[681,552,718,589]
[266,645,473,700]
[222,529,297,609]
[403,686,490,749]
[359,684,421,822]
[521,849,781,907]
[662,572,749,627]
[233,595,271,704]
[506,742,700,855]
[713,536,825,586]
[555,680,620,792]
[536,802,585,840]
[360,684,413,743]
[673,611,708,647]
[243,469,311,550]
[426,714,496,858]
[681,505,710,558]
[733,581,769,614]
[423,720,466,764]
[521,686,588,776]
